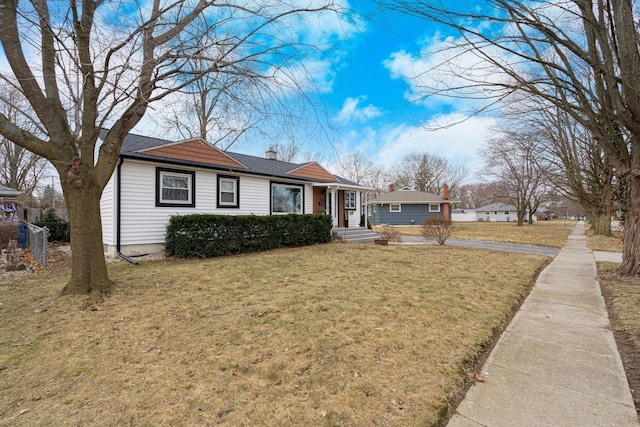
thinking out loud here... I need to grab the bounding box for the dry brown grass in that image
[587,230,624,253]
[375,221,574,248]
[598,262,640,413]
[0,244,547,426]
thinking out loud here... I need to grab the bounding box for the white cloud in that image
[374,114,498,177]
[334,96,382,124]
[383,32,516,111]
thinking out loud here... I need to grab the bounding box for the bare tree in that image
[528,107,616,235]
[0,0,343,298]
[335,149,387,200]
[337,149,376,184]
[390,152,468,194]
[378,0,640,274]
[0,86,47,197]
[458,182,498,210]
[480,129,549,225]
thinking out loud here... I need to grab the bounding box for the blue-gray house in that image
[366,187,456,226]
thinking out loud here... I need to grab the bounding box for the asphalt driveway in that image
[396,235,560,257]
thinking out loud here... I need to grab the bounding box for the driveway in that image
[396,235,560,257]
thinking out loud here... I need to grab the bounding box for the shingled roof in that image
[0,184,22,198]
[475,202,517,212]
[368,189,453,204]
[101,129,361,186]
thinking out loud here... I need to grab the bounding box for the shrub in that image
[379,225,401,242]
[421,216,454,245]
[33,209,70,242]
[0,223,19,249]
[166,214,333,258]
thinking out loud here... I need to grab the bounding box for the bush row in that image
[166,214,333,258]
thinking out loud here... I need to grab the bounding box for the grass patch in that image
[587,230,624,253]
[376,221,574,248]
[598,262,640,414]
[0,244,547,426]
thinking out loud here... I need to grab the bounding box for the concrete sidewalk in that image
[447,222,639,427]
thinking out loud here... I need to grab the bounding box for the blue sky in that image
[132,1,497,180]
[0,0,495,182]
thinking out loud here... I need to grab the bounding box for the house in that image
[99,130,369,257]
[0,184,22,222]
[366,187,456,226]
[475,202,535,222]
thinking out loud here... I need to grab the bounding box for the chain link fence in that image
[25,223,48,269]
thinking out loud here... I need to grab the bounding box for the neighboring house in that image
[475,202,535,222]
[99,130,368,257]
[0,184,22,222]
[366,187,456,226]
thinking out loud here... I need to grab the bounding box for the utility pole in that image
[51,175,55,210]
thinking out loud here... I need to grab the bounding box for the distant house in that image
[475,202,533,222]
[0,184,22,222]
[366,187,457,226]
[99,130,368,257]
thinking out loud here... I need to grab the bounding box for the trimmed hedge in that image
[166,214,333,258]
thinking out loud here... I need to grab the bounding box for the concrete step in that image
[332,227,379,243]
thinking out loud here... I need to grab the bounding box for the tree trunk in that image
[620,174,640,275]
[59,182,112,299]
[590,207,612,237]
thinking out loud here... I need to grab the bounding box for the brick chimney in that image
[441,184,449,200]
[442,184,450,219]
[266,147,277,160]
[389,184,395,192]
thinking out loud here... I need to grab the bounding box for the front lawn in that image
[376,221,574,248]
[0,244,547,426]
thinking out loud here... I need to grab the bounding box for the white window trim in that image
[429,203,441,212]
[390,204,401,212]
[344,191,356,210]
[157,168,195,207]
[217,175,239,208]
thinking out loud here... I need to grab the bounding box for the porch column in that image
[330,187,338,227]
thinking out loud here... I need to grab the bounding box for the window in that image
[504,211,510,215]
[217,175,239,208]
[344,191,356,210]
[390,204,401,212]
[156,168,195,207]
[429,204,440,212]
[271,183,303,214]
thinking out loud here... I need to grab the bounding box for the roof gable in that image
[110,130,364,187]
[287,162,339,182]
[138,139,246,169]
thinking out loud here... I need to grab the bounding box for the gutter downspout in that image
[116,158,138,265]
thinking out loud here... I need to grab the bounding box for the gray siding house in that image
[367,187,456,226]
[475,202,519,222]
